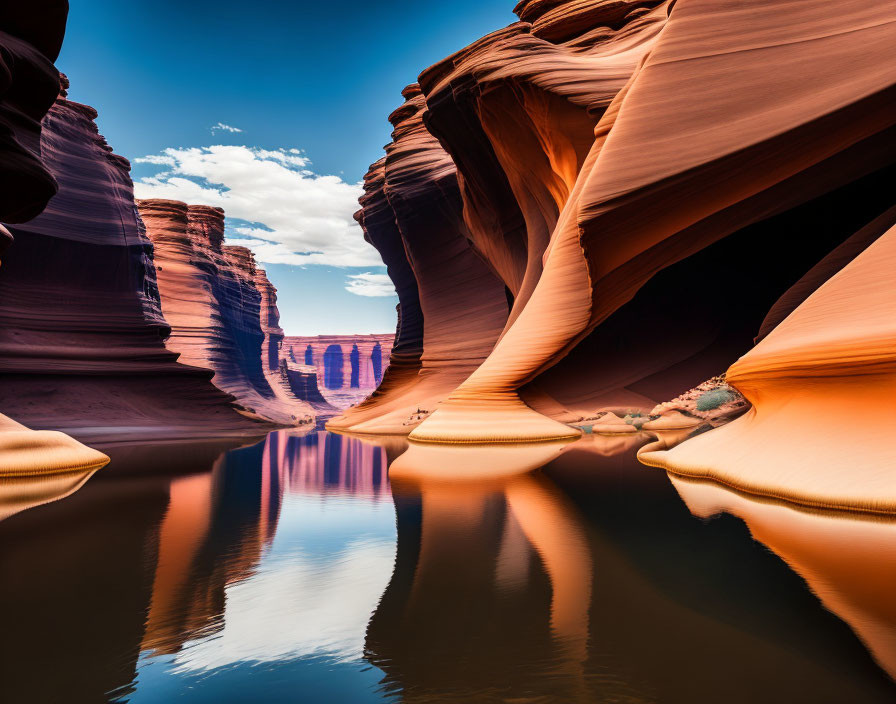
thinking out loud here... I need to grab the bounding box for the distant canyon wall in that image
[136,199,314,426]
[284,334,394,410]
[341,0,896,482]
[327,83,510,434]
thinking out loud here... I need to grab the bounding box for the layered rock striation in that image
[327,83,510,434]
[136,199,314,426]
[347,0,895,462]
[0,2,110,473]
[0,76,282,446]
[285,333,393,411]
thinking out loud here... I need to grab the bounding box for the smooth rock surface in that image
[351,0,895,446]
[136,199,314,426]
[641,221,896,512]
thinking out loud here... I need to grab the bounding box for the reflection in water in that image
[375,466,593,700]
[369,440,896,703]
[143,431,392,658]
[0,468,98,521]
[390,440,570,481]
[671,476,896,680]
[0,431,893,703]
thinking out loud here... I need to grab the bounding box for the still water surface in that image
[0,430,894,703]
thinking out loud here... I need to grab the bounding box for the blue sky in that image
[58,1,515,334]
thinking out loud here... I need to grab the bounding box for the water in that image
[0,430,894,703]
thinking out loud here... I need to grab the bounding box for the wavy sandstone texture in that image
[346,0,895,448]
[136,199,313,426]
[640,220,896,513]
[0,78,276,447]
[0,2,111,473]
[326,84,510,435]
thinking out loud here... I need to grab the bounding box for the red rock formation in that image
[326,83,510,434]
[347,0,895,450]
[0,79,276,446]
[279,358,332,411]
[254,266,285,372]
[135,199,314,426]
[333,160,425,421]
[0,4,66,228]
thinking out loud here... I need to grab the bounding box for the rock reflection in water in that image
[0,468,98,521]
[369,438,896,703]
[0,430,894,703]
[0,431,393,703]
[671,476,896,680]
[143,430,392,656]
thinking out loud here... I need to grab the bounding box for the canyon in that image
[0,74,299,453]
[335,0,896,511]
[0,1,332,470]
[0,1,895,700]
[0,0,894,516]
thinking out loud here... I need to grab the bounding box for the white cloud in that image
[171,537,395,670]
[210,122,242,133]
[344,272,395,297]
[169,489,397,672]
[135,154,176,166]
[133,145,381,268]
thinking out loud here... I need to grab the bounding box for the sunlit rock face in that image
[327,83,510,434]
[136,199,313,426]
[641,220,896,513]
[349,0,895,449]
[0,80,273,445]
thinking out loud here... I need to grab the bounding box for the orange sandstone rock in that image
[401,0,896,443]
[641,222,896,513]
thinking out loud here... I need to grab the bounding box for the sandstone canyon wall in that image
[343,0,895,443]
[136,199,314,426]
[0,74,292,449]
[326,83,511,434]
[344,0,896,510]
[0,1,111,473]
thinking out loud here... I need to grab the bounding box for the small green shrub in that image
[696,388,736,412]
